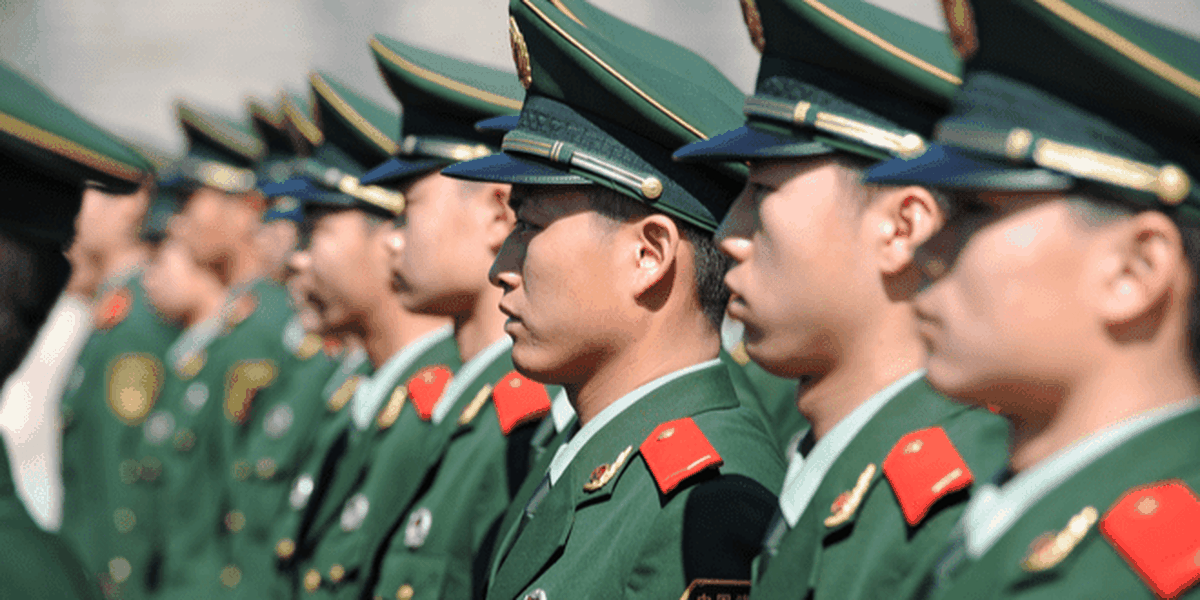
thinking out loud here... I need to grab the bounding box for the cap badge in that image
[739,0,766,53]
[940,0,979,60]
[510,17,533,90]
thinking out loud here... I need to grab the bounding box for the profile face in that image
[143,237,206,323]
[389,172,493,316]
[715,158,874,378]
[912,191,1095,412]
[172,187,235,266]
[489,185,625,385]
[75,186,148,255]
[304,208,390,334]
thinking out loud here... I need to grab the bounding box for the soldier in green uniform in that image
[255,70,460,598]
[672,1,1011,598]
[248,96,306,284]
[442,2,787,598]
[864,0,1200,597]
[0,60,155,600]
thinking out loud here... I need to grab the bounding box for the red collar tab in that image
[1101,480,1200,598]
[883,426,974,526]
[407,365,453,421]
[640,417,724,495]
[492,371,551,435]
[95,288,132,330]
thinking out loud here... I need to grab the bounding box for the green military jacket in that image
[266,347,371,597]
[292,333,465,598]
[361,350,554,600]
[142,279,295,598]
[485,361,785,600]
[925,407,1200,600]
[1,441,103,600]
[721,348,805,454]
[222,314,340,597]
[751,377,1008,600]
[60,273,180,598]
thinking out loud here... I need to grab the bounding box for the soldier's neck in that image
[569,312,720,426]
[99,243,147,283]
[1007,351,1199,473]
[452,283,509,364]
[361,299,448,369]
[186,286,227,329]
[797,305,926,441]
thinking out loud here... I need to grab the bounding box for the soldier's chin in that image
[509,344,567,387]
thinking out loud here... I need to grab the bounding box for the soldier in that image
[255,70,459,599]
[672,0,1012,598]
[317,35,561,600]
[864,0,1200,597]
[0,60,155,600]
[442,1,787,598]
[247,96,306,283]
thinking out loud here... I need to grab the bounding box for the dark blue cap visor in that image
[440,152,591,186]
[865,143,1074,191]
[673,124,835,163]
[359,157,447,187]
[260,177,354,209]
[475,115,519,134]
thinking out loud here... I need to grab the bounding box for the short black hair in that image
[584,187,731,330]
[1067,192,1200,378]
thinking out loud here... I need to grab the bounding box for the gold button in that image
[640,177,663,200]
[256,457,277,479]
[329,563,345,582]
[220,565,241,588]
[225,510,246,533]
[119,459,142,484]
[108,557,132,584]
[113,508,136,534]
[303,569,321,592]
[396,583,415,600]
[232,459,251,481]
[275,538,296,560]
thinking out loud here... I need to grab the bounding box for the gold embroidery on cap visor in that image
[179,158,257,194]
[502,131,665,200]
[743,96,927,158]
[400,135,492,162]
[739,0,767,53]
[337,174,406,214]
[936,123,1194,205]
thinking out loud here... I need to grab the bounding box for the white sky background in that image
[2,0,1197,154]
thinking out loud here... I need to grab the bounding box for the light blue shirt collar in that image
[350,325,453,430]
[166,315,224,374]
[547,358,723,486]
[962,398,1200,558]
[321,346,369,400]
[430,336,513,425]
[779,369,926,526]
[550,389,575,434]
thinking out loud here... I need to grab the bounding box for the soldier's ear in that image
[1096,211,1186,338]
[869,185,945,276]
[629,213,681,302]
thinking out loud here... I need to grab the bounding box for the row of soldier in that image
[2,0,1198,598]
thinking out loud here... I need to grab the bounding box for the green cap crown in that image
[444,0,749,232]
[867,0,1200,215]
[310,71,401,175]
[172,101,264,194]
[280,89,321,156]
[676,0,961,163]
[371,35,524,156]
[0,62,152,191]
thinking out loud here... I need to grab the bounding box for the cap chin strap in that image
[743,95,927,159]
[502,131,664,201]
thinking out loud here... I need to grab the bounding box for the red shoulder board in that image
[95,288,132,329]
[1100,480,1200,599]
[407,366,453,421]
[883,427,974,526]
[492,371,551,435]
[640,417,724,494]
